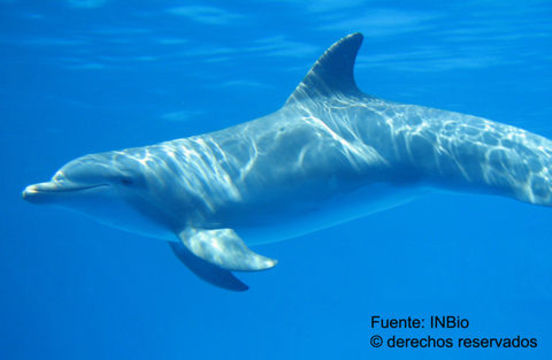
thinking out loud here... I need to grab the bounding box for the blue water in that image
[2,1,551,359]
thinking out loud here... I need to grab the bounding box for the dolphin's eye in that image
[119,177,133,186]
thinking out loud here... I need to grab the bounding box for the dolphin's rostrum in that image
[23,33,552,290]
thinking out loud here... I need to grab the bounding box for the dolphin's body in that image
[23,33,552,290]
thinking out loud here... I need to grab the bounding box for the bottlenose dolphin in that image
[23,33,552,291]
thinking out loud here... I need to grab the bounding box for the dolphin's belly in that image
[232,183,422,245]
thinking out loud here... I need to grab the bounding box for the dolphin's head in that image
[23,152,142,204]
[22,151,175,238]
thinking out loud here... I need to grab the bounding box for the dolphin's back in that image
[146,32,552,232]
[394,104,552,204]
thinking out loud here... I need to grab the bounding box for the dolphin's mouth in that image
[22,182,109,203]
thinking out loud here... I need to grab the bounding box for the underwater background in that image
[2,0,551,359]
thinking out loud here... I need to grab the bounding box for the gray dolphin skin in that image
[23,33,552,291]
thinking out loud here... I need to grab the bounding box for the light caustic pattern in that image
[167,92,552,208]
[59,91,552,224]
[391,103,552,205]
[332,94,552,205]
[300,94,552,205]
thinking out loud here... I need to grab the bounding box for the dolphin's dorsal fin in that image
[285,33,363,105]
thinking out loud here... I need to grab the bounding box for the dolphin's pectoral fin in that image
[178,228,278,272]
[169,241,249,291]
